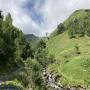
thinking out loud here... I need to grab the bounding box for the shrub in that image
[58,23,65,34]
[74,44,80,54]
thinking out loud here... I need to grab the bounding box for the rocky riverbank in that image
[42,69,86,90]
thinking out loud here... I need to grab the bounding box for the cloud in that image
[0,0,44,36]
[0,0,90,36]
[39,0,90,34]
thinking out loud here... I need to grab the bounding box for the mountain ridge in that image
[50,9,90,38]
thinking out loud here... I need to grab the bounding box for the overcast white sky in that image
[0,0,90,36]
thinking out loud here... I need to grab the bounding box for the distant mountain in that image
[24,34,38,42]
[24,34,39,46]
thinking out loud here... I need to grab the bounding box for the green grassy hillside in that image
[51,9,90,38]
[47,9,90,88]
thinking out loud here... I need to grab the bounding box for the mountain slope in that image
[24,34,38,42]
[47,9,90,88]
[51,9,90,38]
[24,34,39,46]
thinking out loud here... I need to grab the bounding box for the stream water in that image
[42,69,86,90]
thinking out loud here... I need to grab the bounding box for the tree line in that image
[0,11,55,90]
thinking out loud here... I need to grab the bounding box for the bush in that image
[58,23,65,34]
[25,59,44,87]
[21,43,34,60]
[48,54,56,64]
[74,44,80,54]
[35,48,49,68]
[36,39,46,49]
[68,28,76,39]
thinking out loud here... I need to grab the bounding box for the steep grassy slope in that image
[48,32,90,87]
[51,9,90,38]
[47,9,90,88]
